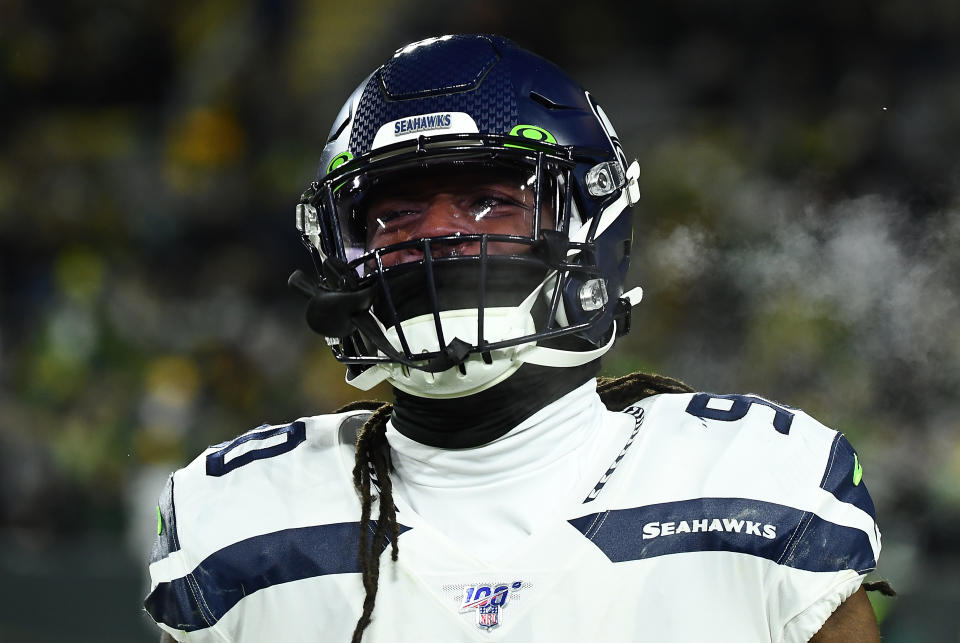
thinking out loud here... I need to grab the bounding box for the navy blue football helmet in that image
[291,35,642,397]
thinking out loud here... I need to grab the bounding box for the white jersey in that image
[145,385,880,642]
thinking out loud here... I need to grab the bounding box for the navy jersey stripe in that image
[145,521,411,631]
[819,433,877,519]
[569,497,875,574]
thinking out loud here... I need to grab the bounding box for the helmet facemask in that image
[293,135,631,397]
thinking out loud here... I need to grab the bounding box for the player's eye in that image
[372,208,419,231]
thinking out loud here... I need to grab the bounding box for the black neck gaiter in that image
[391,360,601,449]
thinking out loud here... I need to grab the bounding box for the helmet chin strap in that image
[345,270,644,395]
[519,287,643,368]
[346,272,553,393]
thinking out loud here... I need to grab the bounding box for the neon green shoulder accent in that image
[853,453,863,486]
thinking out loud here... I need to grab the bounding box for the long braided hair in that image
[341,371,693,642]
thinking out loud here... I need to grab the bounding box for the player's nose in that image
[409,195,473,239]
[406,196,476,258]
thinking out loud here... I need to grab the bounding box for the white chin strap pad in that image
[346,282,545,397]
[515,320,618,368]
[346,318,619,397]
[347,294,642,398]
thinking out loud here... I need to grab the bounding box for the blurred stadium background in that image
[1,0,958,640]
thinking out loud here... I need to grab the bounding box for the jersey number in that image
[205,421,306,477]
[685,393,794,434]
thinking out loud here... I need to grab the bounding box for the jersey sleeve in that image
[144,470,230,643]
[142,414,365,642]
[774,429,881,643]
[676,392,881,642]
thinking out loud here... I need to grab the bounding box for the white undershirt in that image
[385,378,634,563]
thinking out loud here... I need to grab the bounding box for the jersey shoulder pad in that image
[200,409,370,477]
[631,391,876,520]
[146,409,375,636]
[636,390,833,456]
[155,409,373,560]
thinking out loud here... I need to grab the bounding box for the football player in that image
[145,35,886,642]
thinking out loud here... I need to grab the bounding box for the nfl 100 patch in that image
[441,580,528,631]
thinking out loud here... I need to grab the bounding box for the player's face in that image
[363,167,554,268]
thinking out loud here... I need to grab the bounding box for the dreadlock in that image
[340,372,893,641]
[343,401,397,643]
[596,371,695,409]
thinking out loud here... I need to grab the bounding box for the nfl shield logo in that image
[457,581,523,632]
[477,604,499,629]
[457,581,523,631]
